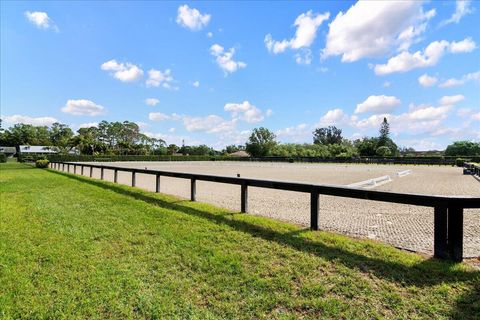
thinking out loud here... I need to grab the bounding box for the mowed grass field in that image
[0,163,479,319]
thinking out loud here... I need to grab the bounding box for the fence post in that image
[434,205,448,259]
[132,172,136,187]
[62,163,65,171]
[81,165,84,176]
[310,188,319,230]
[114,169,118,183]
[241,182,248,213]
[155,174,161,193]
[89,166,93,178]
[67,164,70,173]
[100,167,104,180]
[73,165,76,174]
[448,205,463,262]
[191,178,196,201]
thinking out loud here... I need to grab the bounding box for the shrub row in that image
[0,153,6,163]
[17,153,480,166]
[35,159,50,168]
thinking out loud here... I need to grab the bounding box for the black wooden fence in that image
[49,161,480,262]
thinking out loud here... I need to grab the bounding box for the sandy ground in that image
[71,161,479,257]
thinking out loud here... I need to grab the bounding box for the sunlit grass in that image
[1,163,478,319]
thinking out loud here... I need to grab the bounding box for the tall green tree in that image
[245,127,277,157]
[445,141,480,156]
[378,117,390,146]
[313,126,343,145]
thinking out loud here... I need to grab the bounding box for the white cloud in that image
[79,122,99,129]
[24,11,58,31]
[276,123,310,142]
[145,98,160,106]
[322,1,434,62]
[192,81,200,88]
[176,5,211,31]
[210,44,246,74]
[146,69,176,89]
[169,127,176,133]
[374,38,476,75]
[438,94,465,106]
[352,101,454,136]
[355,95,401,114]
[439,78,464,88]
[61,99,105,116]
[316,108,356,127]
[136,122,149,130]
[294,49,313,65]
[418,74,438,87]
[406,104,452,121]
[149,112,171,121]
[2,114,58,126]
[472,112,480,121]
[207,32,213,38]
[440,0,473,26]
[266,109,273,117]
[101,59,143,82]
[449,38,476,53]
[183,115,236,133]
[265,10,330,55]
[383,81,392,88]
[439,70,480,87]
[457,108,475,117]
[143,131,202,147]
[224,101,266,123]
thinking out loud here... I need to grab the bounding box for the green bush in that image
[455,158,467,167]
[35,159,50,168]
[0,153,6,163]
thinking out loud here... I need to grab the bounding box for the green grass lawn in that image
[1,163,479,319]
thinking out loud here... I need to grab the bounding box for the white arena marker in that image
[397,170,412,177]
[347,175,392,189]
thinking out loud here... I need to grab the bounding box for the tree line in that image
[1,118,478,157]
[244,117,401,158]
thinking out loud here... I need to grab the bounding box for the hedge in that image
[17,153,480,165]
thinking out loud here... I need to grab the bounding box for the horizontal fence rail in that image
[49,161,480,262]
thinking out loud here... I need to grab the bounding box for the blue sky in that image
[1,1,479,150]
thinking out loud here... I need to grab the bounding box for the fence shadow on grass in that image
[51,169,480,318]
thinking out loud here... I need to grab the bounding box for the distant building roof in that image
[19,145,58,154]
[229,150,250,157]
[0,146,16,154]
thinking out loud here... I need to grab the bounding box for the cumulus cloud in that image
[439,71,480,87]
[322,1,434,62]
[79,122,99,129]
[101,59,143,82]
[176,5,211,31]
[440,0,473,26]
[24,11,58,31]
[145,98,160,106]
[418,74,438,87]
[374,38,476,75]
[210,44,246,74]
[224,101,266,123]
[61,99,105,116]
[192,81,200,88]
[355,95,401,114]
[438,94,465,106]
[2,114,58,126]
[183,115,236,133]
[276,123,310,142]
[149,112,175,121]
[146,69,176,89]
[265,10,330,59]
[317,108,349,126]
